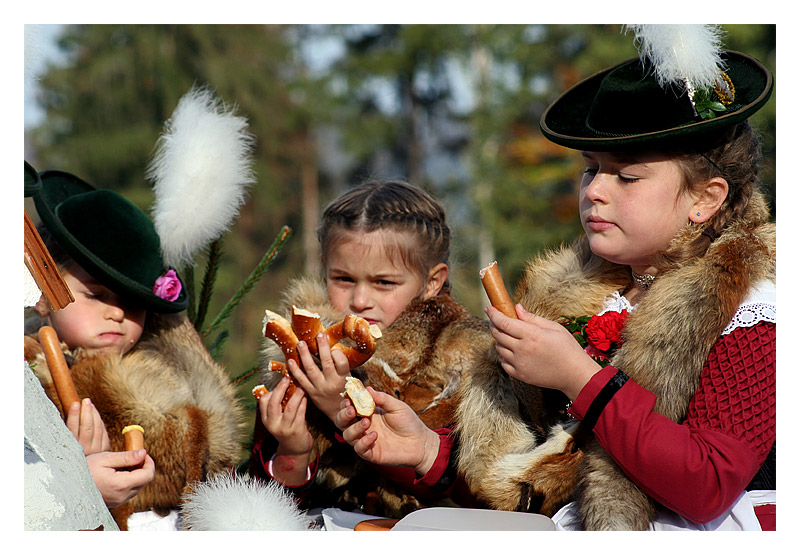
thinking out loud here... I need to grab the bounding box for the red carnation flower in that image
[585,310,629,353]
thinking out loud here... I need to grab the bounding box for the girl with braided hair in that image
[250,180,489,518]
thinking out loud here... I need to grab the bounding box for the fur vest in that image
[258,277,494,517]
[455,193,776,529]
[24,312,245,530]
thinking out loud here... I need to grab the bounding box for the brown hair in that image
[318,180,451,294]
[651,121,762,270]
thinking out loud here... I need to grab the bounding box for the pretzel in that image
[264,307,382,369]
[480,261,517,319]
[323,313,382,369]
[38,325,81,419]
[263,310,300,366]
[122,425,145,451]
[290,306,326,355]
[261,307,382,410]
[251,361,296,409]
[252,384,268,401]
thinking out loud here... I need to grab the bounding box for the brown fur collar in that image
[259,277,493,517]
[25,312,245,530]
[456,194,775,529]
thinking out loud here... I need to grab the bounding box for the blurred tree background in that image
[24,24,776,452]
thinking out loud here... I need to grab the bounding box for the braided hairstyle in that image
[318,180,452,295]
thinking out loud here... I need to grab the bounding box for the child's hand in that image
[257,376,314,486]
[287,335,351,421]
[335,387,440,476]
[257,377,314,455]
[486,304,600,400]
[86,449,155,508]
[66,398,111,455]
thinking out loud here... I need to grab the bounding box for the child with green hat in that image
[335,25,775,531]
[25,170,244,530]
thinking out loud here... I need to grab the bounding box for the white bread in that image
[341,376,375,417]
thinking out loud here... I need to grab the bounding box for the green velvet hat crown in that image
[33,170,188,313]
[540,50,773,151]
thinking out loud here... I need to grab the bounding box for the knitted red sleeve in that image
[570,322,775,523]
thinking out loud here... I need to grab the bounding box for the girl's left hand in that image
[486,304,600,400]
[287,334,351,421]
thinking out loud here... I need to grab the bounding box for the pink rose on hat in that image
[153,269,182,301]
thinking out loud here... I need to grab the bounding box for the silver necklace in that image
[631,270,656,290]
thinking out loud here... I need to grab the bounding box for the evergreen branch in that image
[232,363,262,386]
[193,238,222,331]
[200,225,292,339]
[207,329,230,361]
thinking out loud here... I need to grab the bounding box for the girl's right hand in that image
[257,377,313,457]
[66,397,111,455]
[335,387,440,476]
[257,376,314,486]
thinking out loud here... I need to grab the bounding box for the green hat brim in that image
[33,170,188,314]
[540,51,773,151]
[25,162,42,197]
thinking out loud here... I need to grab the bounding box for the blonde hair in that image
[318,180,451,294]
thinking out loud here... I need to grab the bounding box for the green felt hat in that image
[540,50,773,151]
[33,170,188,313]
[25,162,42,197]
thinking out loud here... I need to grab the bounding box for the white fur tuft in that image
[624,24,725,91]
[24,25,47,86]
[181,473,317,531]
[147,86,256,268]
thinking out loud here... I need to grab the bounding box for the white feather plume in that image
[181,473,317,531]
[147,86,255,268]
[624,24,726,91]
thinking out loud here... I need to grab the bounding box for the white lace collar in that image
[597,280,775,336]
[598,290,635,316]
[721,279,776,336]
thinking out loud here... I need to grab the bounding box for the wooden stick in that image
[24,210,74,310]
[38,325,81,419]
[480,261,517,319]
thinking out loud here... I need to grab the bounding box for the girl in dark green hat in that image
[456,25,775,530]
[25,170,245,530]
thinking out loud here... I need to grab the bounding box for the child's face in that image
[325,230,432,330]
[579,151,697,272]
[41,265,146,355]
